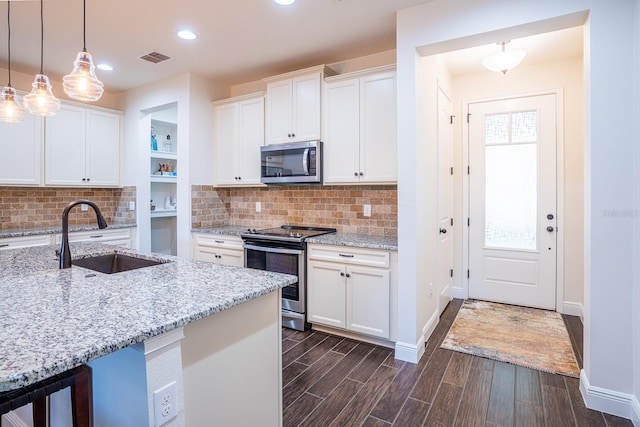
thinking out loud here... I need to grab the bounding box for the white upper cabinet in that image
[45,103,121,187]
[213,93,264,186]
[0,111,43,186]
[264,65,336,145]
[323,66,397,184]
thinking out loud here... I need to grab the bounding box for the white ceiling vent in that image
[140,52,171,64]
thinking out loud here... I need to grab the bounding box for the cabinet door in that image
[218,248,244,267]
[359,72,397,183]
[86,110,120,186]
[265,79,293,144]
[346,265,390,338]
[45,104,86,185]
[322,78,360,184]
[307,260,346,329]
[291,72,321,142]
[213,102,240,185]
[237,97,264,185]
[0,113,43,185]
[194,246,221,263]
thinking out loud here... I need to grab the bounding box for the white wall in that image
[121,73,224,255]
[397,0,637,419]
[450,56,584,314]
[632,1,640,424]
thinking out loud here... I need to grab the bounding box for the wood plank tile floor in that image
[281,299,633,427]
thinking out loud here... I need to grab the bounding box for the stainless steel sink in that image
[73,253,165,274]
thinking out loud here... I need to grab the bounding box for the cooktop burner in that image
[241,225,336,242]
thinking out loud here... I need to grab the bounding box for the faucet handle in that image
[55,249,61,257]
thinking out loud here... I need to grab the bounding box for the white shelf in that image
[150,151,177,160]
[150,209,177,218]
[150,175,177,183]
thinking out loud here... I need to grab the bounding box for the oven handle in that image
[282,310,305,320]
[243,244,304,256]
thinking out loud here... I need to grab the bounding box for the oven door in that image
[244,242,305,313]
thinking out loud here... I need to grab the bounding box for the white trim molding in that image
[395,309,440,363]
[631,395,640,426]
[580,369,637,420]
[2,410,30,427]
[562,301,584,320]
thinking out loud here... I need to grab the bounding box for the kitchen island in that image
[0,243,294,426]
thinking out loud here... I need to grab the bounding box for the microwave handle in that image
[302,148,309,176]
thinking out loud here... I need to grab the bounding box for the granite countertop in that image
[0,243,296,392]
[306,233,398,251]
[191,226,249,237]
[0,223,137,239]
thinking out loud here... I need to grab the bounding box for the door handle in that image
[440,228,447,234]
[546,226,555,232]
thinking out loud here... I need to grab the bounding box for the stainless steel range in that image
[241,225,336,331]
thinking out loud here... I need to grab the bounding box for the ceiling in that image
[0,0,431,93]
[0,1,583,95]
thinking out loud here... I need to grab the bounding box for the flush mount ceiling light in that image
[177,30,197,40]
[63,0,104,101]
[96,63,113,71]
[274,0,296,5]
[482,41,526,75]
[0,1,25,123]
[23,0,60,116]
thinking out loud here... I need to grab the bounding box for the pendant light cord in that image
[6,1,11,86]
[39,0,44,74]
[83,0,87,52]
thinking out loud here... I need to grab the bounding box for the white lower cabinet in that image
[307,244,391,339]
[0,234,52,250]
[192,233,244,267]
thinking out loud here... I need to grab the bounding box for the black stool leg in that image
[32,397,47,427]
[70,365,93,427]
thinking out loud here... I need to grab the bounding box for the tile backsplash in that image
[0,186,136,231]
[192,185,397,236]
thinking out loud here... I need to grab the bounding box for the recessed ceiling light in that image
[177,30,197,40]
[274,0,296,5]
[96,64,114,71]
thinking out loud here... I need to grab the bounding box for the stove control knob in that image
[295,232,302,238]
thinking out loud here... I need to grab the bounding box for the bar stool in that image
[0,365,92,427]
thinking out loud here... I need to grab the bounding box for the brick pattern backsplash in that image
[192,185,397,236]
[0,186,136,231]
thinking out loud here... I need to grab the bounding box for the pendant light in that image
[23,0,60,116]
[482,41,526,75]
[63,0,103,101]
[0,1,25,123]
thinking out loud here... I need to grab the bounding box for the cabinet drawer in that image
[308,244,389,268]
[194,234,244,250]
[54,228,132,246]
[0,234,53,250]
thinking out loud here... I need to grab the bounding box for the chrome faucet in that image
[59,199,108,269]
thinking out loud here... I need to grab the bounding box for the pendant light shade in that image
[1,1,25,123]
[482,41,526,75]
[24,0,60,116]
[23,74,61,116]
[63,0,103,101]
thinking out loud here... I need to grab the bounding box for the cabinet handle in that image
[89,235,103,238]
[340,272,345,277]
[354,172,358,177]
[0,244,9,248]
[214,240,225,244]
[359,172,363,176]
[291,133,295,137]
[345,273,351,278]
[82,178,86,182]
[338,254,354,258]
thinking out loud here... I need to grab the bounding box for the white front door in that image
[468,94,557,310]
[438,85,454,314]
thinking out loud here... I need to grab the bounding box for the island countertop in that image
[0,243,296,392]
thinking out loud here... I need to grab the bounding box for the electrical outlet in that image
[256,202,261,213]
[153,381,177,427]
[363,204,371,217]
[81,204,88,212]
[429,282,433,298]
[129,201,136,211]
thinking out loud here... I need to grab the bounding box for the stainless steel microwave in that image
[260,141,322,184]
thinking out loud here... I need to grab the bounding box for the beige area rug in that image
[441,299,580,377]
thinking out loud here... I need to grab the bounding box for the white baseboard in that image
[580,369,636,420]
[423,309,439,346]
[632,395,640,426]
[563,301,584,320]
[452,287,464,299]
[394,308,440,363]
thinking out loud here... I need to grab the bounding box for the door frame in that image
[461,89,565,313]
